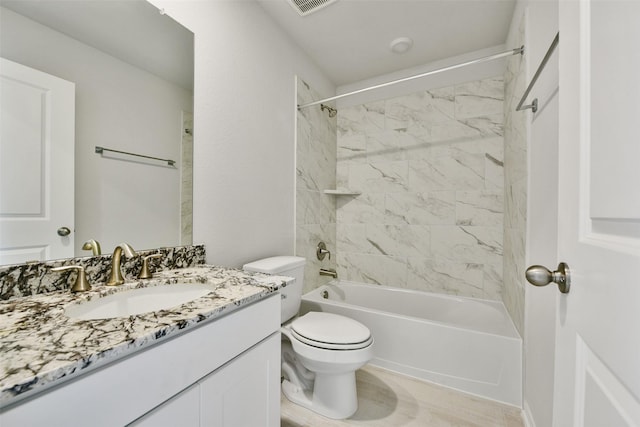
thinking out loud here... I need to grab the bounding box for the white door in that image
[553,1,640,425]
[0,58,75,264]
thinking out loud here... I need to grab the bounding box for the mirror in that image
[0,0,194,265]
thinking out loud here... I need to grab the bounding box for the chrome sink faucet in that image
[106,243,137,286]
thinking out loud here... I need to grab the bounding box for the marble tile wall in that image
[296,79,338,293]
[503,18,527,336]
[0,245,206,300]
[335,77,505,300]
[181,111,194,245]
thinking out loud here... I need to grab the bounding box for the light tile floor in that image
[281,365,524,427]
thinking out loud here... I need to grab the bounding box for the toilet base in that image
[282,370,358,420]
[280,316,373,420]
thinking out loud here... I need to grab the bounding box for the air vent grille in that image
[287,0,338,16]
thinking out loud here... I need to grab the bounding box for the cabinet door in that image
[200,333,280,427]
[128,384,199,427]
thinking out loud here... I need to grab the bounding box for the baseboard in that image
[522,400,537,427]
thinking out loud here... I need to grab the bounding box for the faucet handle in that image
[51,265,92,293]
[316,242,331,261]
[138,253,163,279]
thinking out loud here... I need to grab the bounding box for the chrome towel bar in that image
[516,32,559,113]
[95,146,175,167]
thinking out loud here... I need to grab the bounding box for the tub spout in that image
[319,268,337,278]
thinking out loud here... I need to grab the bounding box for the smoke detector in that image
[390,37,414,54]
[287,0,338,16]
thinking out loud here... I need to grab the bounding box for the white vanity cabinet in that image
[131,333,280,427]
[0,294,281,427]
[131,384,201,426]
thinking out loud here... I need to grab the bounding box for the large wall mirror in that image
[0,0,194,265]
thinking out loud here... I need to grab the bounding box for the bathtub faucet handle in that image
[316,241,331,261]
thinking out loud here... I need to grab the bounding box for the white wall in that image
[0,7,193,255]
[508,0,559,425]
[148,0,335,268]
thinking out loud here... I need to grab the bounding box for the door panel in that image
[589,1,640,221]
[1,77,45,214]
[555,1,640,425]
[0,58,74,263]
[578,336,639,427]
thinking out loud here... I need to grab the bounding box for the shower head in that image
[320,103,337,118]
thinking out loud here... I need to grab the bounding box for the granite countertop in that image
[0,265,288,408]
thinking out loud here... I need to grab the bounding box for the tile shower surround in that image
[503,17,527,335]
[296,79,338,293]
[181,112,194,245]
[335,77,505,300]
[0,245,205,300]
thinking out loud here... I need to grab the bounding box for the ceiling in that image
[257,0,517,86]
[2,0,516,91]
[1,0,194,91]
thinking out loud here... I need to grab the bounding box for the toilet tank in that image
[242,256,306,323]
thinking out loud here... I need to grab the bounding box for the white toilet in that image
[243,256,373,420]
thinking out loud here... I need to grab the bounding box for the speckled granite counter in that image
[0,265,289,408]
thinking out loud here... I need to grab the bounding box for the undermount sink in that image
[65,283,214,320]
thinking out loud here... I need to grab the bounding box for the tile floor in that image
[281,365,523,427]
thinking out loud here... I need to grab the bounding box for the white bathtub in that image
[300,281,522,407]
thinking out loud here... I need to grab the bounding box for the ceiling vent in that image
[287,0,338,16]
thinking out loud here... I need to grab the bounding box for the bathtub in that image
[300,281,522,407]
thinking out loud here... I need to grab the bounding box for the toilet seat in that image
[291,312,373,350]
[291,330,373,350]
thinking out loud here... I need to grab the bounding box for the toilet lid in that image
[291,312,372,350]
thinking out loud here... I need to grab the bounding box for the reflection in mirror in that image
[0,0,194,265]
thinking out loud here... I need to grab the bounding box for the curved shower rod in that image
[298,46,524,110]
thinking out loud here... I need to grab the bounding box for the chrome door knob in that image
[57,227,71,237]
[525,262,571,294]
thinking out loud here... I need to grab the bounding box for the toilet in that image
[243,256,373,420]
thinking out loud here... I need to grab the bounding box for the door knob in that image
[57,227,71,237]
[525,262,571,294]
